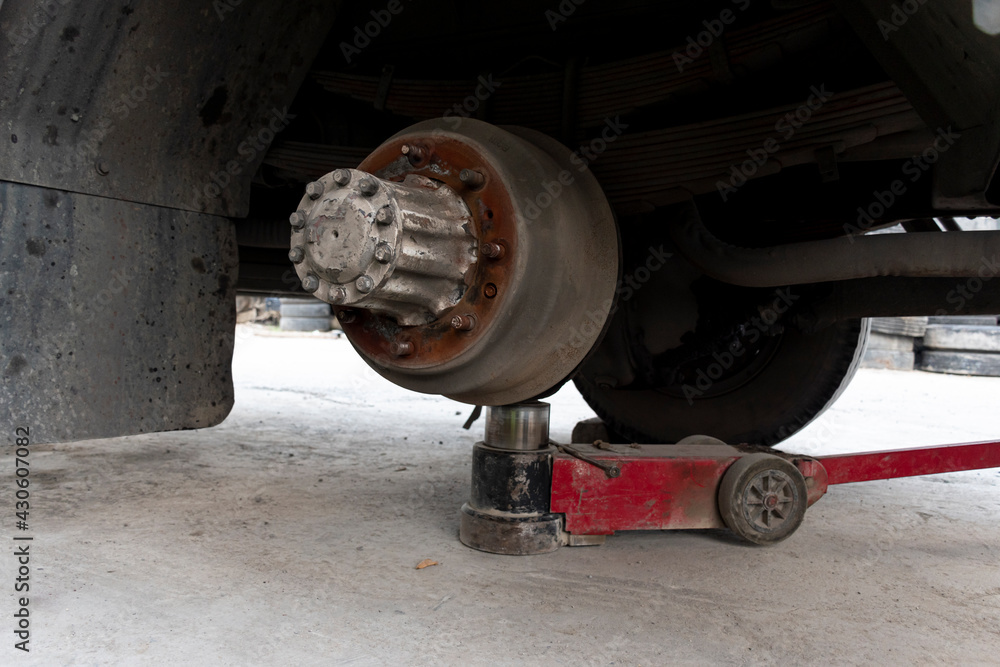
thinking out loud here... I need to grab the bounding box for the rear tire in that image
[575,317,868,446]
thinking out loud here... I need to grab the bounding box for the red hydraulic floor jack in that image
[459,402,1000,555]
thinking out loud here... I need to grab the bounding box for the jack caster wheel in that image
[718,453,807,545]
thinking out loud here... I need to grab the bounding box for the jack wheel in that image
[718,453,807,545]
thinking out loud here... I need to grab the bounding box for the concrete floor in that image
[6,325,1000,665]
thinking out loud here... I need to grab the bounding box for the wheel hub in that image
[289,118,619,405]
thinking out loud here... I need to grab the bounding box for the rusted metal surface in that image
[0,1,337,217]
[322,118,618,406]
[0,182,237,444]
[819,440,1000,485]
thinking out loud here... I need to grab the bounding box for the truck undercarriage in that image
[2,0,998,446]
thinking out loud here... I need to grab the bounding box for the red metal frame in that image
[550,440,1000,540]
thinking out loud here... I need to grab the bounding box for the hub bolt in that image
[390,340,414,357]
[484,283,498,299]
[356,275,375,293]
[301,274,320,293]
[375,207,394,226]
[306,181,325,200]
[459,168,485,189]
[374,242,394,264]
[401,144,426,164]
[288,246,305,264]
[480,242,506,260]
[333,169,352,187]
[289,210,307,229]
[330,287,348,304]
[451,314,476,331]
[358,178,378,197]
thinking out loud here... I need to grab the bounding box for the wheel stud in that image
[358,178,378,197]
[459,168,485,189]
[289,210,307,230]
[356,275,375,293]
[484,283,498,298]
[329,287,347,304]
[288,246,305,264]
[390,340,414,357]
[375,207,394,225]
[374,242,394,264]
[451,314,476,331]
[480,242,505,260]
[401,144,426,164]
[301,274,320,292]
[333,169,351,186]
[306,181,325,200]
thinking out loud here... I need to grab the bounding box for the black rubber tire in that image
[718,454,807,545]
[917,350,1000,376]
[574,318,869,446]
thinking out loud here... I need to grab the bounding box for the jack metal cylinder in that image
[483,401,550,450]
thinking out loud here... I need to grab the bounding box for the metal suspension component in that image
[289,118,619,406]
[667,202,1000,287]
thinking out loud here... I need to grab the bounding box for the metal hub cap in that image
[741,469,796,531]
[290,168,476,326]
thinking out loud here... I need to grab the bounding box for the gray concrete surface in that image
[4,324,1000,665]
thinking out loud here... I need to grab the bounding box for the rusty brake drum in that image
[289,118,619,405]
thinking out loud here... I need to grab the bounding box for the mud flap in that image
[0,181,238,443]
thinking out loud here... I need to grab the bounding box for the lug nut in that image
[459,168,485,189]
[480,242,505,260]
[358,178,378,197]
[484,283,498,298]
[401,144,426,163]
[356,275,375,293]
[301,274,320,293]
[390,340,414,357]
[288,246,305,264]
[329,286,347,304]
[289,210,307,229]
[306,181,325,200]
[375,207,394,226]
[337,309,357,324]
[451,314,476,331]
[333,169,352,187]
[374,242,394,264]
